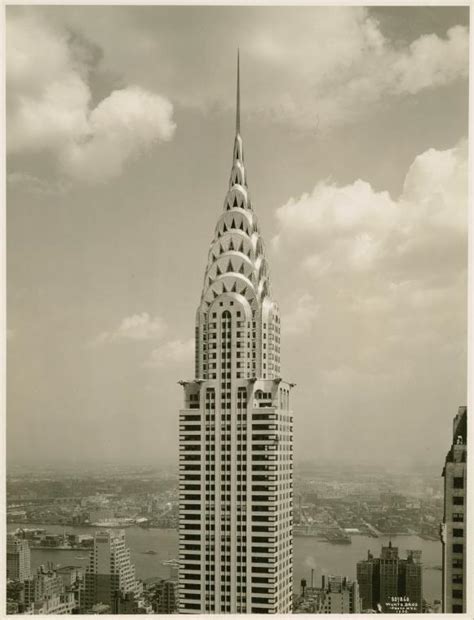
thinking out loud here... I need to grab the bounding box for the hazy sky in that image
[6,5,469,468]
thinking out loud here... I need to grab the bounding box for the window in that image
[452,544,463,553]
[452,590,463,599]
[453,477,464,489]
[453,496,464,505]
[453,528,463,538]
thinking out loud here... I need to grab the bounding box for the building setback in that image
[440,405,467,613]
[84,530,142,612]
[356,543,422,612]
[178,54,294,614]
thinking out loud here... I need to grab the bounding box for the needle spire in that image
[236,49,240,135]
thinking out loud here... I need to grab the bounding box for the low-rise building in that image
[23,564,78,614]
[294,575,361,613]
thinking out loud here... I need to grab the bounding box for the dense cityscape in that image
[6,420,467,615]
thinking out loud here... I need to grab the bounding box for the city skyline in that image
[7,5,468,471]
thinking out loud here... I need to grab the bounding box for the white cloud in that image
[146,339,194,368]
[11,7,466,134]
[146,8,467,130]
[260,18,469,129]
[271,142,466,462]
[92,313,167,346]
[274,180,396,247]
[316,23,468,129]
[275,140,467,281]
[6,11,176,183]
[59,86,175,183]
[272,138,467,375]
[389,26,468,95]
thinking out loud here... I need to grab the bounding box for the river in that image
[8,523,442,604]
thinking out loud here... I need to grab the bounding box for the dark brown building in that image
[357,543,422,612]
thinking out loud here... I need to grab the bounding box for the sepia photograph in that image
[4,3,471,616]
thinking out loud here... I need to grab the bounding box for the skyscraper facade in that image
[6,534,31,582]
[356,543,422,612]
[178,55,294,614]
[84,530,142,612]
[440,405,467,613]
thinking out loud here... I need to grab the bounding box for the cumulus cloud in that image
[254,15,469,129]
[100,6,467,130]
[92,313,167,346]
[9,7,466,134]
[271,139,467,461]
[273,139,467,374]
[389,26,468,95]
[308,22,469,129]
[145,339,194,368]
[275,140,466,266]
[6,10,176,183]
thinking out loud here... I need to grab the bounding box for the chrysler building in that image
[178,54,294,614]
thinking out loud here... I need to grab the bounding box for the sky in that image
[6,5,469,469]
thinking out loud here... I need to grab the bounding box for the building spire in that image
[236,49,240,135]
